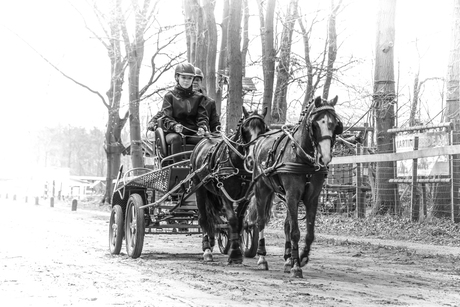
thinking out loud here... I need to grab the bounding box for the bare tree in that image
[322,0,342,100]
[216,0,230,113]
[256,0,276,125]
[297,2,341,108]
[442,0,460,222]
[371,0,397,215]
[202,0,218,99]
[272,0,298,124]
[226,0,243,133]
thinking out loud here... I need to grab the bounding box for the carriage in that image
[108,118,260,259]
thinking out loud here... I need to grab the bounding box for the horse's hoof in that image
[228,257,243,265]
[283,260,291,273]
[203,249,213,262]
[300,257,309,267]
[290,267,303,278]
[257,262,269,270]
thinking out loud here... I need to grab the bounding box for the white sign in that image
[395,131,449,177]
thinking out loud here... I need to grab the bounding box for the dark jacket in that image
[161,85,209,135]
[198,89,221,132]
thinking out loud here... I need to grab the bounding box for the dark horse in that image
[190,106,268,264]
[250,96,342,277]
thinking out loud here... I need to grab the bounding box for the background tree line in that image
[34,126,108,177]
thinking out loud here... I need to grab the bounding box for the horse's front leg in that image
[300,175,324,267]
[202,233,214,262]
[225,201,243,265]
[196,186,214,262]
[285,192,302,278]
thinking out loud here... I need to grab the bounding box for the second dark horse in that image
[190,106,267,264]
[250,96,343,277]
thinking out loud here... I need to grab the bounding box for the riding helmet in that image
[175,62,195,77]
[194,67,204,80]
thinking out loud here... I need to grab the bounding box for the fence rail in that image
[330,144,460,165]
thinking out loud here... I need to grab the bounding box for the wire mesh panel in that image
[125,168,172,192]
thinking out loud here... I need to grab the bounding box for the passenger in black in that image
[192,67,221,133]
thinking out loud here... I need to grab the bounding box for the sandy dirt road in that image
[1,198,459,307]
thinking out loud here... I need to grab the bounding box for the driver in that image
[157,62,209,162]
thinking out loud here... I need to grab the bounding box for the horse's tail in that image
[245,196,258,226]
[199,190,223,235]
[246,194,275,226]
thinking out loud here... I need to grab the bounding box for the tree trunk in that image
[409,71,420,126]
[241,0,250,77]
[322,0,340,100]
[440,0,460,221]
[195,3,207,70]
[203,0,217,99]
[257,0,276,125]
[226,0,243,133]
[272,0,297,123]
[216,0,229,115]
[123,1,148,171]
[102,0,129,204]
[183,0,197,63]
[298,16,314,108]
[371,0,397,216]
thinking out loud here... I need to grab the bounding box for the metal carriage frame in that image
[108,125,258,259]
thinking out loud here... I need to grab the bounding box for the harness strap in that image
[220,131,245,159]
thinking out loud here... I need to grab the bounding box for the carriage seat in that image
[154,118,198,161]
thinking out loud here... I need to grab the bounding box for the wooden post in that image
[356,144,365,218]
[35,197,39,205]
[71,199,78,211]
[421,183,427,220]
[50,197,54,208]
[411,136,419,222]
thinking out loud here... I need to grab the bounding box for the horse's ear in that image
[330,95,338,106]
[262,106,268,118]
[314,96,322,108]
[242,106,249,118]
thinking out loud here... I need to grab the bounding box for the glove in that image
[147,121,156,131]
[174,124,183,133]
[197,127,205,136]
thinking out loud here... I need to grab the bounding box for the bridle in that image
[219,112,268,159]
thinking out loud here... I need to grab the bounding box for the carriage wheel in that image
[242,224,259,258]
[109,205,124,255]
[125,194,145,259]
[217,230,230,255]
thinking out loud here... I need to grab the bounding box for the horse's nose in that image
[321,154,332,166]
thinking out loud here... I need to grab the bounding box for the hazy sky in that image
[0,0,453,177]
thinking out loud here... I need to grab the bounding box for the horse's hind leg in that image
[283,214,292,273]
[255,183,274,270]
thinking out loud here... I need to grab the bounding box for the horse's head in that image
[240,106,268,144]
[238,106,268,172]
[307,96,343,167]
